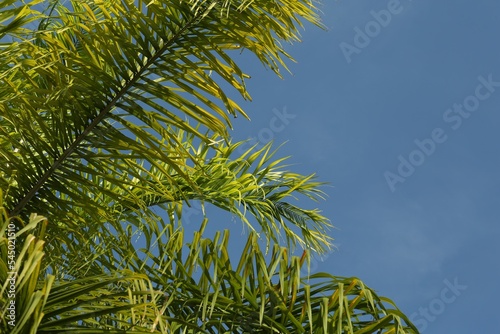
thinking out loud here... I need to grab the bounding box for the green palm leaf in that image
[1,0,322,221]
[1,203,417,333]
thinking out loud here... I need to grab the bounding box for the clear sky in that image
[219,1,500,333]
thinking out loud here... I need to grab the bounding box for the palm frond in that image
[37,134,332,279]
[0,0,322,221]
[41,208,416,333]
[0,194,416,333]
[0,201,173,333]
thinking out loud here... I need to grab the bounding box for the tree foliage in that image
[0,0,417,332]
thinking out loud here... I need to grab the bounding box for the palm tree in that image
[0,0,418,332]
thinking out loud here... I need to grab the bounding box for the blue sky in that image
[218,1,500,332]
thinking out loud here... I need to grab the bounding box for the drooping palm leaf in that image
[111,136,333,251]
[0,203,173,333]
[38,137,333,283]
[1,203,417,333]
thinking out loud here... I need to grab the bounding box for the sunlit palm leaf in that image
[0,0,322,222]
[0,204,173,333]
[0,205,52,333]
[111,136,332,252]
[35,135,332,280]
[46,211,416,333]
[1,196,416,333]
